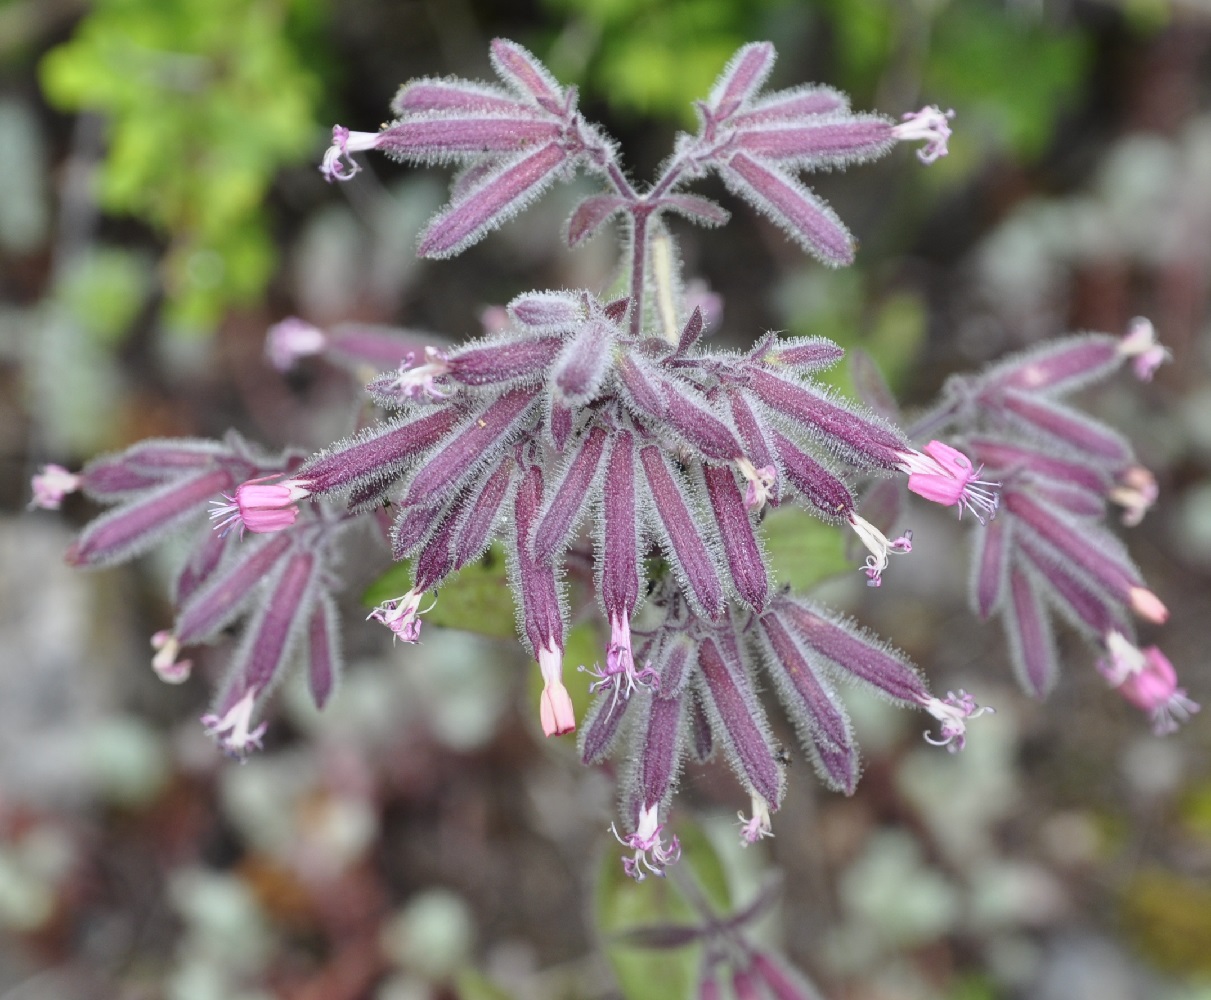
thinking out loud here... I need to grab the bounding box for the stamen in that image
[892,106,954,164]
[849,513,912,587]
[900,441,1000,523]
[613,804,681,881]
[920,689,994,753]
[737,795,774,846]
[320,125,379,183]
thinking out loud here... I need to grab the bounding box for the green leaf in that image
[37,0,324,331]
[862,291,926,394]
[761,505,851,592]
[563,620,602,716]
[58,248,154,347]
[595,813,737,1000]
[925,3,1089,159]
[945,974,999,1000]
[539,0,801,123]
[595,838,698,1000]
[673,819,732,915]
[1120,868,1211,975]
[454,970,520,1000]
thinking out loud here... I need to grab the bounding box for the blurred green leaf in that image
[1179,781,1211,841]
[597,851,697,1000]
[363,545,517,640]
[925,3,1090,159]
[777,266,924,408]
[39,0,324,332]
[762,505,850,591]
[541,0,802,123]
[596,811,737,1000]
[673,818,732,915]
[862,291,926,392]
[945,974,999,1000]
[455,970,520,1000]
[1120,869,1211,974]
[59,247,154,347]
[814,0,1089,159]
[819,0,894,93]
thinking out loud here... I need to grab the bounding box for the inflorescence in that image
[33,41,1194,885]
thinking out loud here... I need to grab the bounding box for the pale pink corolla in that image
[210,477,311,537]
[893,106,954,164]
[382,347,453,401]
[367,588,430,643]
[737,457,777,511]
[1117,317,1170,381]
[320,125,379,183]
[30,464,81,510]
[613,803,681,881]
[1128,586,1169,625]
[900,440,999,522]
[201,689,267,758]
[1108,465,1158,527]
[737,794,774,846]
[921,689,994,753]
[848,512,913,588]
[150,630,192,684]
[538,641,575,736]
[265,317,327,371]
[1097,632,1199,736]
[579,610,658,708]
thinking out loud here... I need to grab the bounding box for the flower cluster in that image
[914,320,1197,734]
[293,276,994,768]
[30,39,1188,892]
[579,580,991,862]
[321,39,952,275]
[44,433,353,757]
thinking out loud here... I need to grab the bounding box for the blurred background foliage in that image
[38,0,324,333]
[4,0,1211,999]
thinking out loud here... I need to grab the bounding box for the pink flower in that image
[921,689,994,752]
[265,318,327,371]
[737,457,777,511]
[893,106,954,164]
[381,347,453,401]
[538,641,576,736]
[848,512,912,588]
[320,125,379,182]
[613,804,681,881]
[1108,465,1158,527]
[580,610,659,708]
[1117,317,1170,381]
[737,795,774,846]
[367,589,429,643]
[30,464,81,510]
[479,305,511,335]
[900,440,999,522]
[683,279,723,332]
[1097,632,1199,736]
[209,477,311,537]
[150,630,192,684]
[201,689,267,758]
